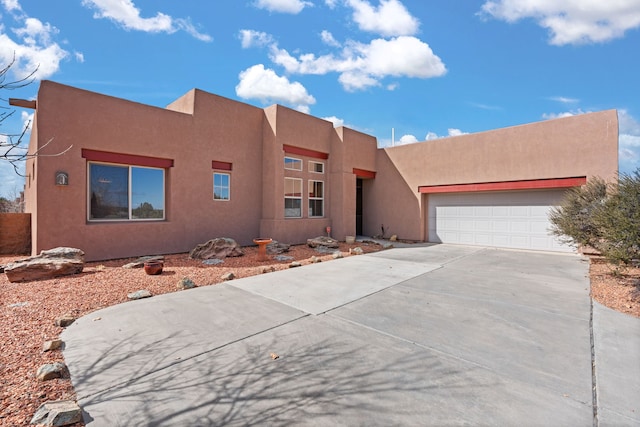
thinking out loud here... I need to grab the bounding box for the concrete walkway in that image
[61,244,640,426]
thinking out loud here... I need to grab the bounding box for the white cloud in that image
[239,29,274,48]
[324,0,339,8]
[480,0,640,45]
[320,30,341,47]
[271,36,446,91]
[396,134,418,145]
[0,2,69,81]
[81,0,212,41]
[322,116,345,127]
[254,0,313,14]
[425,128,468,140]
[549,96,579,104]
[235,64,316,113]
[541,109,587,120]
[346,0,419,37]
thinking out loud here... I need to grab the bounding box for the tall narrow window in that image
[284,156,302,171]
[284,177,302,218]
[308,180,324,217]
[213,173,230,200]
[89,163,165,220]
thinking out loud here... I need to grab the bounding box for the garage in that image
[427,189,574,252]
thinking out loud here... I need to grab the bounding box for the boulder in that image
[189,238,244,260]
[30,400,82,426]
[4,247,84,283]
[350,247,364,255]
[307,236,339,249]
[43,340,64,352]
[221,272,235,281]
[177,277,197,290]
[54,315,75,328]
[267,241,290,255]
[36,362,68,381]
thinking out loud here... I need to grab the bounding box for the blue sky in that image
[1,0,640,198]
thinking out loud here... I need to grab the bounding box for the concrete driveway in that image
[61,244,640,426]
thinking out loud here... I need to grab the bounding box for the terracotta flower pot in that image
[144,261,163,275]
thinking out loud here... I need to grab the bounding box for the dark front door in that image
[356,178,363,235]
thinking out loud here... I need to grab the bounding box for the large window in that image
[284,177,302,218]
[308,180,324,217]
[213,173,230,200]
[284,156,302,171]
[89,163,165,220]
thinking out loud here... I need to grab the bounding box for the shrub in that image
[592,170,640,266]
[549,169,640,266]
[548,177,608,249]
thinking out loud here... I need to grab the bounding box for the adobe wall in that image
[369,110,620,241]
[28,81,265,261]
[0,213,31,255]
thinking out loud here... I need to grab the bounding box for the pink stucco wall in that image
[366,110,619,241]
[25,82,379,261]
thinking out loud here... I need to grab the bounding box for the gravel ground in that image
[1,244,638,426]
[0,241,381,427]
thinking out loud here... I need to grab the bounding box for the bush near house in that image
[549,169,640,266]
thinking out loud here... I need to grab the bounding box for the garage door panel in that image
[428,190,574,253]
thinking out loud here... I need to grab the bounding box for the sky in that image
[1,0,640,198]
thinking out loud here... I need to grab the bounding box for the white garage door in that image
[428,190,574,252]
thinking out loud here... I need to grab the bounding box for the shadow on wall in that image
[364,152,422,241]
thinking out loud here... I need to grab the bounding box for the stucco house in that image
[18,81,618,261]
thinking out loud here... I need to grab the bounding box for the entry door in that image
[356,178,363,235]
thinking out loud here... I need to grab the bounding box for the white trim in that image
[309,160,324,174]
[213,172,231,201]
[284,156,303,171]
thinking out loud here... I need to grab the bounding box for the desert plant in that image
[592,169,640,266]
[548,177,609,249]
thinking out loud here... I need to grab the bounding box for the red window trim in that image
[82,149,174,168]
[283,144,329,160]
[353,168,376,179]
[418,176,587,194]
[212,160,232,171]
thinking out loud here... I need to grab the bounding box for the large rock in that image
[307,236,339,249]
[267,241,290,255]
[189,238,244,260]
[30,400,82,426]
[4,247,84,283]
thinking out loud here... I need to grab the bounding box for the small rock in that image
[383,243,394,250]
[30,400,82,426]
[270,352,279,360]
[36,362,68,381]
[289,261,302,268]
[221,272,235,281]
[202,258,224,265]
[123,255,164,269]
[310,256,322,263]
[350,247,364,255]
[332,252,344,259]
[43,340,63,352]
[390,235,398,241]
[177,277,197,290]
[127,289,152,300]
[261,266,276,274]
[54,315,75,328]
[274,255,294,262]
[8,301,29,308]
